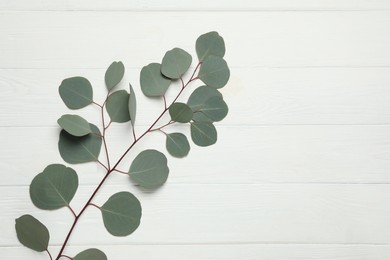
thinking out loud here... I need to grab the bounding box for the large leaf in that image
[106,90,131,123]
[195,96,228,122]
[187,86,223,122]
[15,215,50,252]
[161,48,192,79]
[101,192,142,237]
[57,114,91,137]
[169,102,193,123]
[30,164,78,210]
[105,61,125,91]
[198,55,230,89]
[128,84,137,126]
[140,63,171,97]
[196,31,225,62]
[74,248,107,260]
[59,77,93,109]
[129,149,169,189]
[190,122,217,147]
[166,133,190,158]
[58,124,102,164]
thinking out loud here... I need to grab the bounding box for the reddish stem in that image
[67,205,77,218]
[46,249,53,260]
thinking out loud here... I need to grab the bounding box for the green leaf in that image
[195,96,228,122]
[128,84,137,126]
[169,102,193,123]
[129,149,169,189]
[74,248,107,260]
[59,77,93,109]
[161,48,192,79]
[105,61,125,91]
[140,63,171,97]
[15,215,49,252]
[196,31,225,62]
[198,55,230,89]
[187,86,223,122]
[101,192,142,237]
[106,90,131,123]
[58,124,102,164]
[57,114,92,137]
[191,122,217,147]
[166,133,190,158]
[30,164,78,210]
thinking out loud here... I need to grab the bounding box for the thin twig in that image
[67,205,77,218]
[46,249,53,260]
[113,169,128,175]
[163,95,167,110]
[60,255,73,260]
[89,203,101,209]
[97,160,109,171]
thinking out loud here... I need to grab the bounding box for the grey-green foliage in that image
[16,31,230,260]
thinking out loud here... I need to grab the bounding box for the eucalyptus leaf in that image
[195,96,228,122]
[129,149,169,189]
[196,31,225,62]
[101,192,142,237]
[128,84,137,126]
[30,164,78,210]
[105,61,125,91]
[191,122,217,147]
[161,48,192,79]
[169,102,193,123]
[74,248,107,260]
[106,90,131,123]
[187,86,223,122]
[166,133,190,158]
[59,77,93,109]
[198,55,230,89]
[15,215,49,252]
[140,63,171,97]
[58,124,102,164]
[57,114,91,137]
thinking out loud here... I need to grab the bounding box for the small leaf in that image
[15,215,50,252]
[196,96,228,122]
[196,31,225,62]
[129,149,169,189]
[187,86,223,122]
[30,164,78,210]
[74,248,107,260]
[106,90,131,123]
[198,55,230,89]
[57,114,92,137]
[169,102,193,123]
[191,122,217,147]
[58,124,102,164]
[101,192,142,237]
[166,133,190,158]
[105,61,125,91]
[59,77,93,109]
[128,84,137,126]
[161,48,192,79]
[140,63,171,97]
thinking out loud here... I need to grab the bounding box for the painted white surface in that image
[1,1,390,259]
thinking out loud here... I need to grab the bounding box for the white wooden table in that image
[1,1,390,259]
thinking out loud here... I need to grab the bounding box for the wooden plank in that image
[1,0,390,11]
[0,12,389,68]
[3,184,390,245]
[2,244,390,260]
[1,68,390,127]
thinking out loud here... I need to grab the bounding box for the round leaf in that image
[187,86,223,122]
[106,90,131,123]
[58,124,102,164]
[128,84,137,126]
[166,133,190,158]
[101,192,142,237]
[15,215,49,252]
[59,77,93,109]
[198,55,230,89]
[74,248,107,260]
[191,122,217,147]
[105,61,125,91]
[129,149,169,189]
[169,102,193,123]
[196,96,228,122]
[140,63,171,97]
[161,48,192,79]
[196,31,225,62]
[30,164,78,210]
[57,114,92,137]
